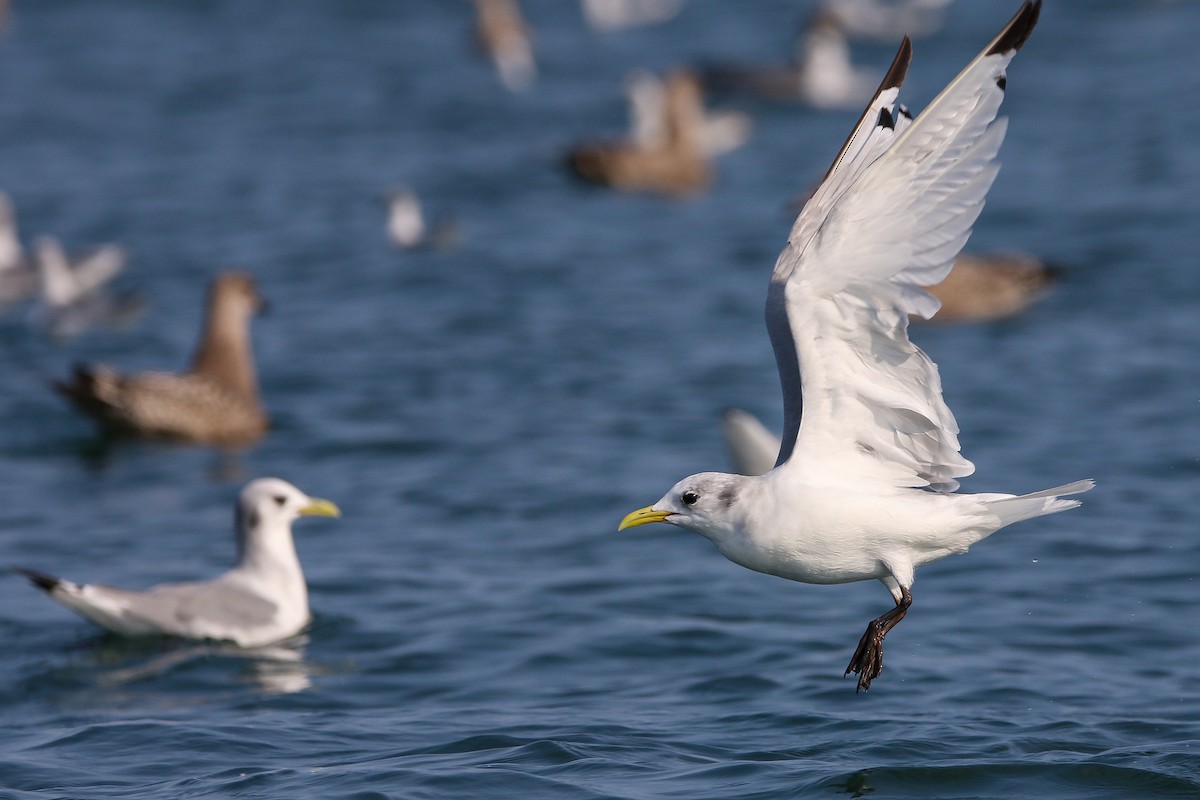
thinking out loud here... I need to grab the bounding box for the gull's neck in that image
[233,514,307,605]
[189,292,259,405]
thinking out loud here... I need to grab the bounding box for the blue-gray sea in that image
[0,1,1197,797]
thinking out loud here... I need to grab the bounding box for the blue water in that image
[0,1,1197,797]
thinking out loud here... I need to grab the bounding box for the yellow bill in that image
[618,506,673,531]
[299,498,341,518]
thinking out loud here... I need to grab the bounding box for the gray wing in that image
[127,580,280,637]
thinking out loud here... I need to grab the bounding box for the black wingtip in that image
[987,0,1041,57]
[817,34,913,185]
[13,567,62,594]
[881,36,913,92]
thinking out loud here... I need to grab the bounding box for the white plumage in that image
[620,2,1092,692]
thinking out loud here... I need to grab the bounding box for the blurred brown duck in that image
[926,252,1059,323]
[55,272,268,445]
[566,70,712,196]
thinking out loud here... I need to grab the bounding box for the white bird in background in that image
[626,69,752,158]
[16,479,340,648]
[818,0,957,42]
[0,192,36,307]
[386,188,458,251]
[620,2,1092,693]
[387,188,426,250]
[701,10,879,110]
[33,235,137,338]
[582,0,684,32]
[473,0,537,93]
[720,408,782,478]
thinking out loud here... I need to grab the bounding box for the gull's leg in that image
[845,582,912,693]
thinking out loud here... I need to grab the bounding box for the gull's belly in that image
[715,486,980,586]
[718,528,886,585]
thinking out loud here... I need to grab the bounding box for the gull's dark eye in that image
[273,495,288,507]
[681,490,700,506]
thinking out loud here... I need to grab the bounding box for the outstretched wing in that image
[768,1,1040,491]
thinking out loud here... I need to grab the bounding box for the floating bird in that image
[567,70,713,195]
[386,188,458,251]
[626,69,752,158]
[818,0,956,42]
[582,0,683,32]
[473,0,537,92]
[700,10,879,109]
[55,272,269,445]
[16,479,339,647]
[619,2,1091,693]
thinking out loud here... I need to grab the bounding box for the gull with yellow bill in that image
[16,479,339,648]
[620,1,1092,692]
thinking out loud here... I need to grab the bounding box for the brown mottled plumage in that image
[55,272,268,445]
[925,252,1059,323]
[566,71,712,196]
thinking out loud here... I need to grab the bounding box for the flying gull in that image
[16,478,340,648]
[620,1,1092,692]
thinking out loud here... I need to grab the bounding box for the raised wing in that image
[768,1,1040,491]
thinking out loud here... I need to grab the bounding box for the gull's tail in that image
[986,479,1095,527]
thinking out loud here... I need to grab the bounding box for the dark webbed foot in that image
[845,619,887,692]
[844,586,912,693]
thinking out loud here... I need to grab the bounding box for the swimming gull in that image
[620,1,1092,692]
[16,478,339,647]
[55,271,269,445]
[700,8,879,110]
[387,187,458,251]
